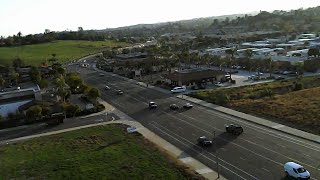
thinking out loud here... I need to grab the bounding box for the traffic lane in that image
[164,96,320,165]
[174,103,320,170]
[148,120,276,180]
[150,108,288,179]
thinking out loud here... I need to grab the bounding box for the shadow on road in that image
[209,132,239,151]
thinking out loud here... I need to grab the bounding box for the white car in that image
[214,82,224,87]
[171,86,186,93]
[284,162,310,179]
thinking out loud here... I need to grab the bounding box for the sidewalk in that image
[177,95,320,144]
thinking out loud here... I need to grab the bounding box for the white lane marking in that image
[153,114,319,172]
[278,144,286,148]
[191,133,197,137]
[262,168,270,172]
[303,154,312,158]
[240,157,246,161]
[95,119,103,122]
[192,104,320,151]
[256,136,264,140]
[220,148,227,152]
[149,121,251,180]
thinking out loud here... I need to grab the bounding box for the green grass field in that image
[0,124,200,179]
[0,40,128,66]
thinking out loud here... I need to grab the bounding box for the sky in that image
[0,0,320,37]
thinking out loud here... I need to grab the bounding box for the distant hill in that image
[99,6,320,38]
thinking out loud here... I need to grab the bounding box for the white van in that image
[284,162,310,179]
[171,86,186,93]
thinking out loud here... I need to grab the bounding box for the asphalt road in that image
[70,59,320,180]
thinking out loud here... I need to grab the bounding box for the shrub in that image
[293,82,304,91]
[215,92,229,105]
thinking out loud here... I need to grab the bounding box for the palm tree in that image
[0,76,5,89]
[244,49,253,73]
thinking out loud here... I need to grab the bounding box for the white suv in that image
[171,86,186,93]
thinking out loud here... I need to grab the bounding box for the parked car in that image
[197,136,212,146]
[169,104,179,110]
[105,85,110,90]
[284,162,310,179]
[256,72,263,76]
[225,124,243,135]
[214,82,224,87]
[171,86,186,93]
[183,103,193,109]
[149,102,157,109]
[275,76,285,80]
[117,90,123,95]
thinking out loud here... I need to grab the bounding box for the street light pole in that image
[213,130,220,179]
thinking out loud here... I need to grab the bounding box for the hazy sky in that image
[1,0,319,36]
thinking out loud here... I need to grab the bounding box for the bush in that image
[215,92,229,105]
[293,82,304,91]
[96,104,105,112]
[26,106,42,123]
[64,104,81,117]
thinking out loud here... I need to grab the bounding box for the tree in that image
[39,79,49,89]
[87,88,101,100]
[12,58,25,68]
[64,104,80,117]
[308,48,320,58]
[225,49,236,59]
[244,49,253,72]
[0,76,5,89]
[17,31,22,38]
[29,66,41,83]
[9,71,19,85]
[26,106,42,123]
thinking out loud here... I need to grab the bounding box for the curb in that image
[176,95,320,144]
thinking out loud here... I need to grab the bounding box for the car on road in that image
[256,72,263,76]
[225,124,243,135]
[169,104,179,110]
[149,102,157,109]
[275,76,285,80]
[105,85,110,90]
[214,82,224,87]
[197,136,212,146]
[99,73,105,76]
[117,90,123,95]
[171,86,186,93]
[183,103,193,109]
[284,162,310,179]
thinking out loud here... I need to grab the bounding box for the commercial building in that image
[0,85,41,117]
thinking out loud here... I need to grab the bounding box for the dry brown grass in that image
[229,87,320,135]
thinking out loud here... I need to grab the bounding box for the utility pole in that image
[213,130,220,179]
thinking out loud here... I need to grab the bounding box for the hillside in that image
[0,40,128,66]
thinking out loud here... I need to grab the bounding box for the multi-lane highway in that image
[71,58,320,180]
